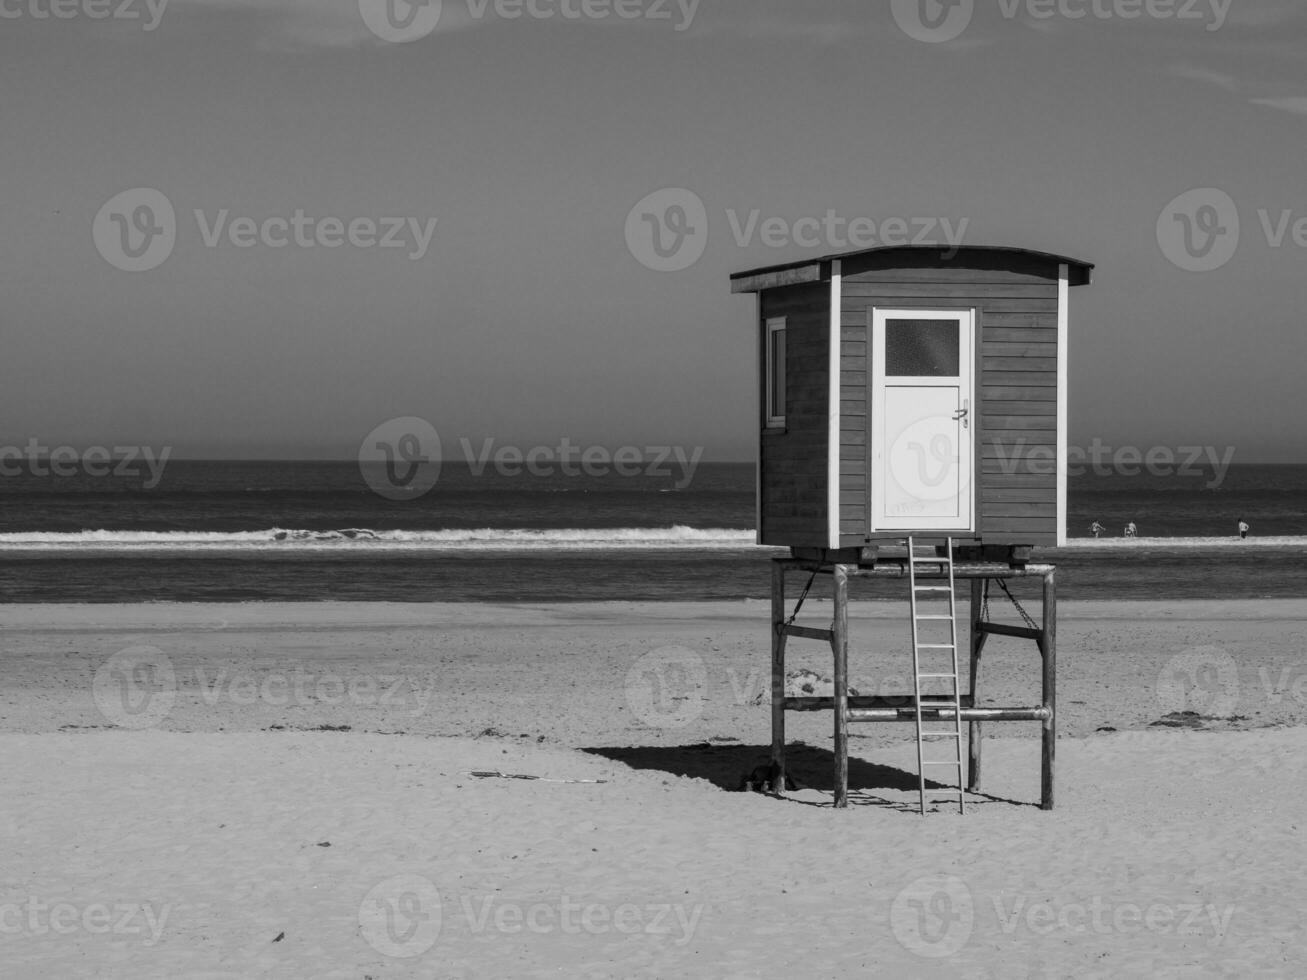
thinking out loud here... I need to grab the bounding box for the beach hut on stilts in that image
[730,245,1093,812]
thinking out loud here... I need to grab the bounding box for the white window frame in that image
[765,316,786,429]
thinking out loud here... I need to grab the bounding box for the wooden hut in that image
[731,245,1093,550]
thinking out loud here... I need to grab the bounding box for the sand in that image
[2,599,1306,978]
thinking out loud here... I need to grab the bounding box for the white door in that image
[870,309,974,532]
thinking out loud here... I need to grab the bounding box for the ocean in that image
[1,461,1305,602]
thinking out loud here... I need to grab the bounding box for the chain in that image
[995,577,1039,631]
[778,567,820,634]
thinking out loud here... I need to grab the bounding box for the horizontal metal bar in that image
[976,622,1043,641]
[847,706,1052,723]
[785,695,975,712]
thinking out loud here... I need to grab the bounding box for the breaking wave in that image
[0,526,761,552]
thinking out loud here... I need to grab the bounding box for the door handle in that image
[953,399,969,429]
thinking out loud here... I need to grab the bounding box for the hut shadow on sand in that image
[582,742,1030,809]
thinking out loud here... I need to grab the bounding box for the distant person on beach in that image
[1125,522,1137,538]
[1090,521,1105,538]
[1238,518,1249,540]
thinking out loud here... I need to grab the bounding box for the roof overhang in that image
[730,245,1094,294]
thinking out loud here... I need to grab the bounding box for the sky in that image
[3,0,1307,461]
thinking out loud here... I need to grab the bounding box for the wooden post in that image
[967,577,988,793]
[832,563,850,808]
[770,560,787,787]
[1039,569,1057,810]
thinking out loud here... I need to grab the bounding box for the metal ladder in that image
[907,536,966,815]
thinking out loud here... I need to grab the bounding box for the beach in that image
[3,598,1306,978]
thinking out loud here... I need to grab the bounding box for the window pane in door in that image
[885,319,959,376]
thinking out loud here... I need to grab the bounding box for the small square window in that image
[766,318,786,427]
[885,318,960,376]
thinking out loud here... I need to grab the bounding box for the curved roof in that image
[730,244,1093,293]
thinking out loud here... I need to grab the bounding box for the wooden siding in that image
[759,282,830,546]
[838,254,1063,546]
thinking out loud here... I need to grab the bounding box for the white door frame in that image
[869,308,976,533]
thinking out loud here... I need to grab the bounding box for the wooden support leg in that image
[832,563,850,808]
[770,561,787,788]
[967,578,988,793]
[1039,570,1057,810]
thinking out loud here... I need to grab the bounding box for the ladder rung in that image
[917,644,955,650]
[914,585,953,592]
[915,615,954,621]
[917,672,959,679]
